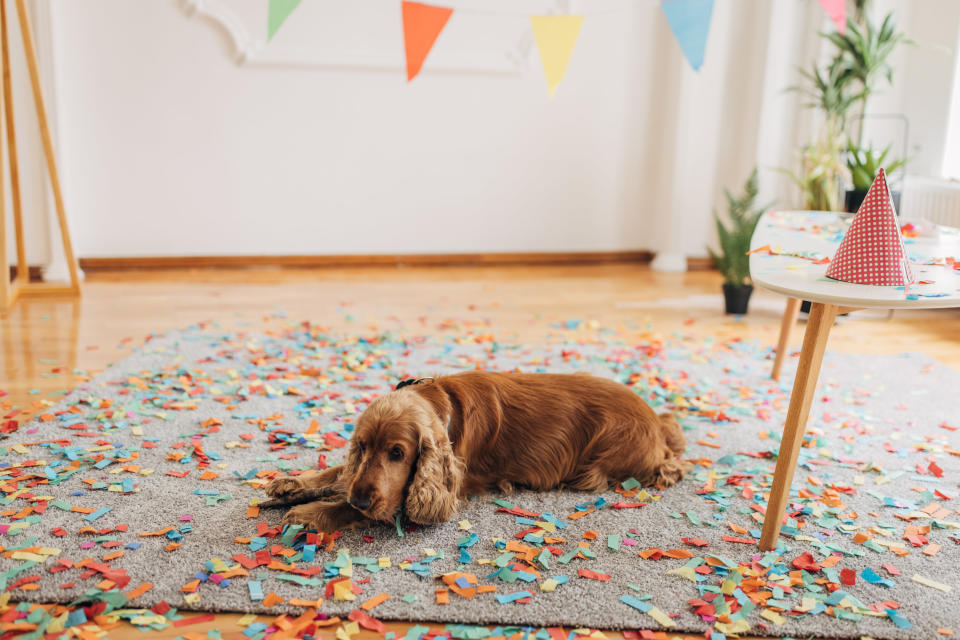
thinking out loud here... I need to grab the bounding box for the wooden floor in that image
[2,264,959,638]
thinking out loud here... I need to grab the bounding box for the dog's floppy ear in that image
[404,427,462,524]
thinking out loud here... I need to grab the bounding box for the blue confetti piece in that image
[886,609,912,630]
[496,590,534,604]
[84,507,111,522]
[619,594,652,612]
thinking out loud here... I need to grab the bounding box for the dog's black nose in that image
[349,493,371,511]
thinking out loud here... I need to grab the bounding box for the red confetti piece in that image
[791,552,820,572]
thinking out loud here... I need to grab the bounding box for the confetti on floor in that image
[0,319,957,639]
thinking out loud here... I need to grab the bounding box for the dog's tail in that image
[658,412,686,456]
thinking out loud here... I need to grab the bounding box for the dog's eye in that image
[389,446,404,461]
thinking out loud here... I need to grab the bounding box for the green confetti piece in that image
[607,534,620,551]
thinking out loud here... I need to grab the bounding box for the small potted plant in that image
[844,140,907,212]
[708,168,770,315]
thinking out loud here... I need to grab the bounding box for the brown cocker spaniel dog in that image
[264,372,688,532]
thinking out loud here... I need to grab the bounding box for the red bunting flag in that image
[401,1,454,82]
[817,0,846,34]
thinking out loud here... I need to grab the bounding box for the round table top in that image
[749,210,960,310]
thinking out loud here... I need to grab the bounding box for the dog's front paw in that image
[265,476,305,499]
[282,501,371,533]
[655,458,691,488]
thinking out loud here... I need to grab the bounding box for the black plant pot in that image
[722,283,753,315]
[844,188,901,213]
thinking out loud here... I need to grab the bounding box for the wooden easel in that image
[0,0,79,311]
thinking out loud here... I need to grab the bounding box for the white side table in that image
[749,210,960,550]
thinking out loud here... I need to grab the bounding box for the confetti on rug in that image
[0,322,958,639]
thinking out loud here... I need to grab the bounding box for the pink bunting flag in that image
[817,0,846,34]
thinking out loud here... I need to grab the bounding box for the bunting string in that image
[265,0,844,96]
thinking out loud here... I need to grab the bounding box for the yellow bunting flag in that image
[530,15,584,97]
[402,1,454,81]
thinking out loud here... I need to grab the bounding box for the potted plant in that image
[824,12,911,144]
[786,4,910,213]
[708,169,770,315]
[844,140,908,211]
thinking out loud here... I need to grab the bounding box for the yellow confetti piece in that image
[131,426,143,436]
[378,557,391,569]
[760,609,786,625]
[540,578,558,592]
[458,520,472,530]
[912,574,952,592]
[714,620,750,635]
[183,592,201,605]
[647,606,675,628]
[237,613,258,627]
[46,612,68,633]
[332,580,355,601]
[666,566,698,582]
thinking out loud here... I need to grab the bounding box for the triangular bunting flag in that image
[402,1,454,82]
[530,15,584,97]
[825,169,914,286]
[817,0,846,34]
[660,0,714,72]
[267,0,302,42]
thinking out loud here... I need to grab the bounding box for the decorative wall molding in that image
[181,0,568,74]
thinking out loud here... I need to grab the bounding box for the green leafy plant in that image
[824,13,911,141]
[780,121,850,212]
[846,140,908,191]
[794,57,861,131]
[708,169,770,287]
[786,7,910,212]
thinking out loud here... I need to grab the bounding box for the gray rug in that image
[1,324,957,639]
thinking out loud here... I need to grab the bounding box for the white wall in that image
[8,0,960,264]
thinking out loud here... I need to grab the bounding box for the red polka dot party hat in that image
[825,168,914,286]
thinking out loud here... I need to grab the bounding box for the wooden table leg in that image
[771,297,801,381]
[759,302,838,551]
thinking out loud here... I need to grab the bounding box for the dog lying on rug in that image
[263,372,689,532]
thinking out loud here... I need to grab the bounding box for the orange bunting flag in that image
[817,0,846,34]
[402,1,454,81]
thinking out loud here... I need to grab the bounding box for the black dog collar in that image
[395,377,433,390]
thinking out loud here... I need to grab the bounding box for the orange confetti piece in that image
[436,588,450,605]
[288,598,324,608]
[125,582,153,599]
[262,592,283,608]
[360,593,390,611]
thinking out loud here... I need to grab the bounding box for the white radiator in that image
[900,176,960,227]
